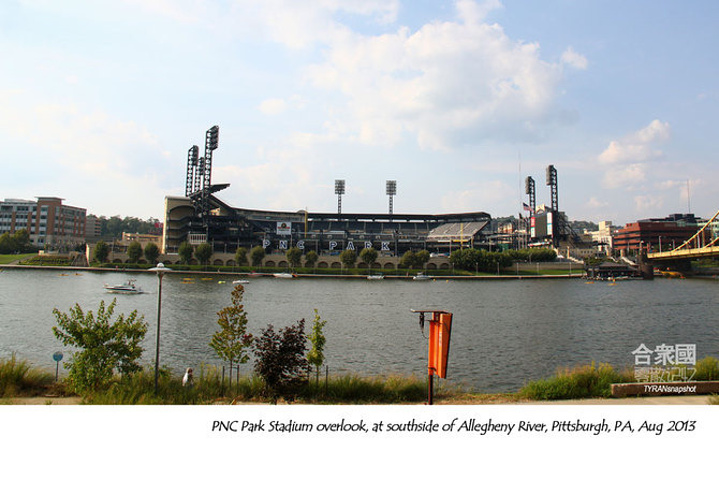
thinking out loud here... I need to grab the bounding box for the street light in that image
[149,262,172,393]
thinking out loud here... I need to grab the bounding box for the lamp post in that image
[149,262,172,393]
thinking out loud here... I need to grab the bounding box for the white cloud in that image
[301,1,577,150]
[598,119,671,189]
[0,91,172,216]
[561,47,588,70]
[586,197,608,209]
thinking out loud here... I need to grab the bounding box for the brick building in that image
[612,214,703,255]
[0,197,87,249]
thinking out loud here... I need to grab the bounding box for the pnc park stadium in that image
[162,126,557,268]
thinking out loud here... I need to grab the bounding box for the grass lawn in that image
[0,254,35,265]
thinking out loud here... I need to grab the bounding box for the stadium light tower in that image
[335,179,345,215]
[546,164,559,247]
[525,176,536,214]
[386,180,397,218]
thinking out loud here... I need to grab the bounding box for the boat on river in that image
[273,272,295,279]
[232,279,250,284]
[367,274,385,280]
[412,272,431,281]
[103,279,143,294]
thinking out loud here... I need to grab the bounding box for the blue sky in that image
[1,0,718,225]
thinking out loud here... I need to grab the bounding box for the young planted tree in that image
[209,285,253,388]
[339,249,357,270]
[178,241,194,265]
[307,309,327,383]
[52,299,147,395]
[195,242,213,266]
[286,247,302,269]
[253,319,308,401]
[234,247,248,266]
[414,250,430,268]
[360,247,378,272]
[304,250,318,269]
[127,241,143,264]
[250,245,266,267]
[144,242,160,265]
[400,250,416,270]
[93,241,110,264]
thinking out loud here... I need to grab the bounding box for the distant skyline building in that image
[0,197,86,249]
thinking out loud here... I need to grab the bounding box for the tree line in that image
[89,215,162,238]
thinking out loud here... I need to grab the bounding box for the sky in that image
[1,0,718,226]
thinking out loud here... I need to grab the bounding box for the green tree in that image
[234,247,248,266]
[93,240,110,263]
[12,229,31,252]
[0,233,15,254]
[252,319,308,401]
[144,242,160,265]
[400,250,416,269]
[250,245,266,267]
[52,299,147,394]
[307,309,327,382]
[339,249,356,269]
[126,241,143,263]
[360,247,378,272]
[304,250,318,268]
[195,242,213,265]
[414,250,430,268]
[209,285,253,387]
[286,247,302,269]
[178,241,194,264]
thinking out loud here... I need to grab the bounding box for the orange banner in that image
[428,312,453,378]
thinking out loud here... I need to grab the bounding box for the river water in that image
[1,267,718,392]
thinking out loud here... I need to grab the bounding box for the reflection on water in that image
[1,268,718,392]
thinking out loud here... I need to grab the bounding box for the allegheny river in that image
[1,267,718,393]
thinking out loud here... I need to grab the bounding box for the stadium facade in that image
[162,194,492,258]
[159,126,572,260]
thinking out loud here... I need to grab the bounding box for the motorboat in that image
[273,272,295,279]
[104,279,143,294]
[412,272,431,281]
[232,279,250,284]
[367,274,385,280]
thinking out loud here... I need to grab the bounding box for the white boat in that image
[104,279,143,294]
[273,273,295,279]
[232,279,250,284]
[367,274,385,280]
[412,273,431,281]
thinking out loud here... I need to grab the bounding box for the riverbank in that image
[1,262,585,280]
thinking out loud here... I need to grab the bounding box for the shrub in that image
[253,319,308,401]
[52,299,147,395]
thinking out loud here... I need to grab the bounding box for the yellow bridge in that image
[647,208,719,261]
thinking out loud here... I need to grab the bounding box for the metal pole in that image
[428,372,434,405]
[154,272,163,393]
